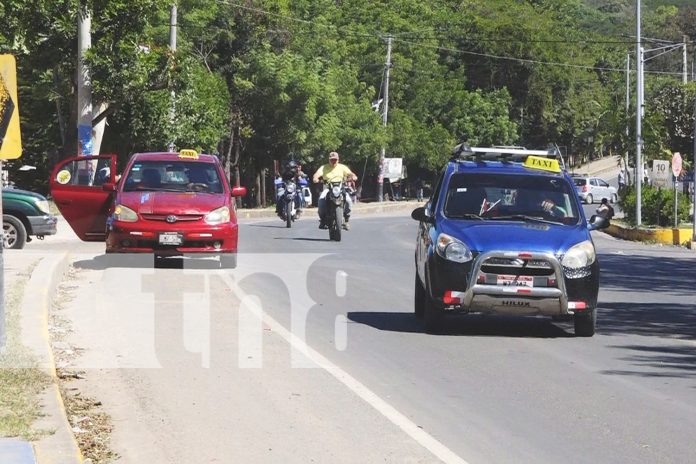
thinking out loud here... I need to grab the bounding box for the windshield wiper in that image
[488,214,558,225]
[447,213,484,220]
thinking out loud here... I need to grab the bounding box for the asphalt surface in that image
[33,212,696,463]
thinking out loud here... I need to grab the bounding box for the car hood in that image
[438,218,590,254]
[2,188,47,201]
[118,191,226,215]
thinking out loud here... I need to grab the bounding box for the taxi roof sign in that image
[523,155,561,173]
[452,142,566,170]
[178,149,199,159]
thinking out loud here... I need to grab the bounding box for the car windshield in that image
[444,172,580,225]
[122,161,224,193]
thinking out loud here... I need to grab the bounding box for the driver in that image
[312,151,357,230]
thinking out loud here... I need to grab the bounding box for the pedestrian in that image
[618,169,626,191]
[414,177,424,202]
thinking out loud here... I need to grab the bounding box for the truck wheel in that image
[423,294,444,334]
[574,308,596,337]
[3,215,27,249]
[414,273,425,319]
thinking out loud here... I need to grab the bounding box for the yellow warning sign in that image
[0,55,22,159]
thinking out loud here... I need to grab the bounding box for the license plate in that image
[159,232,183,245]
[496,275,534,287]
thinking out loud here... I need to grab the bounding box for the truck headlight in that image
[435,233,473,263]
[205,206,230,225]
[114,204,138,222]
[561,240,596,269]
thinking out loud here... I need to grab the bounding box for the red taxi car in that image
[50,150,246,267]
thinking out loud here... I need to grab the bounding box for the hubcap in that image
[3,223,17,248]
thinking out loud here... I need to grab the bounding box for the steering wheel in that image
[188,182,209,192]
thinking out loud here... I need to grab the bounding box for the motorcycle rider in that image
[590,197,614,228]
[312,151,358,230]
[275,160,305,218]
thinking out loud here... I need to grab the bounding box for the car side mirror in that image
[102,182,116,192]
[231,186,247,197]
[588,215,609,231]
[411,206,434,223]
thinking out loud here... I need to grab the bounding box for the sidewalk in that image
[1,250,80,464]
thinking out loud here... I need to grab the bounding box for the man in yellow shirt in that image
[312,151,358,230]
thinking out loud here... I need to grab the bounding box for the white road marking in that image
[219,273,470,464]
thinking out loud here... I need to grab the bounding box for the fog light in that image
[477,273,486,284]
[213,241,222,250]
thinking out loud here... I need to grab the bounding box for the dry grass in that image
[0,261,51,440]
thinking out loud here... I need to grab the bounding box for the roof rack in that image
[452,142,566,170]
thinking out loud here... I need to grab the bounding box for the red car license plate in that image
[159,232,183,245]
[497,275,534,287]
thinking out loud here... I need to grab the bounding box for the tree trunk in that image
[255,169,261,208]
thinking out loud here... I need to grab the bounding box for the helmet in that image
[286,160,298,170]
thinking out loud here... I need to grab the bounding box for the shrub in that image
[618,185,692,227]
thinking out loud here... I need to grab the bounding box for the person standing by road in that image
[618,169,626,192]
[312,151,358,230]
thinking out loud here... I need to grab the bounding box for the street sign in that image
[0,55,22,159]
[652,160,669,188]
[672,152,682,177]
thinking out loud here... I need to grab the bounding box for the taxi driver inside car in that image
[411,145,609,337]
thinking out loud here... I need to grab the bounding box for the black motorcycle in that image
[276,179,301,228]
[325,180,348,241]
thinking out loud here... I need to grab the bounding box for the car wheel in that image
[423,293,444,334]
[219,253,237,269]
[585,194,593,204]
[3,215,27,250]
[574,308,596,337]
[611,193,618,204]
[414,273,425,319]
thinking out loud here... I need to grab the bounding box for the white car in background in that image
[572,176,618,204]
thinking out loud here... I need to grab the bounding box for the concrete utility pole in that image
[168,3,177,152]
[625,53,631,185]
[77,7,93,156]
[377,35,392,203]
[635,0,643,226]
[683,36,688,85]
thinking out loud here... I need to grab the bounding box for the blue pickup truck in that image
[3,188,58,249]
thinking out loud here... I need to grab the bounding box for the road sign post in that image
[0,54,22,352]
[672,153,682,229]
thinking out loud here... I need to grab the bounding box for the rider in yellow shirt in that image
[312,151,358,230]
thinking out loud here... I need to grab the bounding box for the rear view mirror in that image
[411,206,434,223]
[231,186,247,197]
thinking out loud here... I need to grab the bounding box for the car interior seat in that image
[141,168,162,188]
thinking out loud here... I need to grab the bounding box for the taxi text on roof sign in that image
[178,149,199,159]
[523,155,561,173]
[0,55,22,159]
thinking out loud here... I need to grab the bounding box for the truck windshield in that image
[443,173,580,225]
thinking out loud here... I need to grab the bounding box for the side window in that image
[429,169,446,212]
[598,179,609,187]
[54,157,111,187]
[590,178,599,187]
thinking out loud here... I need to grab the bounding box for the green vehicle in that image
[2,188,58,249]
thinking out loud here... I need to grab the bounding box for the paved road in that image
[36,213,696,463]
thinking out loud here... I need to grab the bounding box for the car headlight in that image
[114,204,138,222]
[35,199,51,215]
[205,206,230,225]
[435,233,473,263]
[561,240,596,269]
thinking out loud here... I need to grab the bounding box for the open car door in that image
[50,155,117,241]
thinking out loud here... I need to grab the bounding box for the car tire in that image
[414,273,425,319]
[574,308,596,337]
[3,215,27,250]
[610,193,618,204]
[423,293,444,334]
[219,253,237,269]
[585,194,593,204]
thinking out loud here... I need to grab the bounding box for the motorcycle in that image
[324,179,350,241]
[276,178,301,228]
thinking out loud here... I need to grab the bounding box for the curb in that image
[605,222,696,248]
[19,252,83,464]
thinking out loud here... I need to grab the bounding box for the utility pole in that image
[692,95,696,242]
[77,6,93,156]
[684,36,689,85]
[635,0,643,226]
[625,53,631,185]
[168,3,177,152]
[377,35,392,202]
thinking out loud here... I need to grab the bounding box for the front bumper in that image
[106,220,238,254]
[29,215,58,236]
[427,250,599,316]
